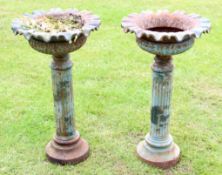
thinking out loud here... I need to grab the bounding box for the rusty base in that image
[137,140,180,169]
[46,134,89,165]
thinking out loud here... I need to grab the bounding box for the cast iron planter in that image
[122,10,210,169]
[12,8,100,165]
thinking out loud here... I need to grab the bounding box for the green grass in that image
[0,0,222,174]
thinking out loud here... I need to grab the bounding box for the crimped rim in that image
[121,10,211,42]
[12,8,101,43]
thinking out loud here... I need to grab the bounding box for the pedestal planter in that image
[122,10,210,169]
[12,8,100,165]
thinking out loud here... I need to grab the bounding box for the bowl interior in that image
[147,27,184,33]
[137,13,198,33]
[23,12,84,33]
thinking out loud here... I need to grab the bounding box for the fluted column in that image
[51,54,77,141]
[137,55,180,169]
[146,55,173,148]
[46,54,89,165]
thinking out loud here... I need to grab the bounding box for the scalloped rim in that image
[11,8,101,43]
[121,10,211,42]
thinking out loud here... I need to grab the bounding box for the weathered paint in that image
[146,56,173,148]
[29,35,87,57]
[51,54,76,140]
[12,9,101,43]
[137,37,195,56]
[12,9,100,165]
[137,55,180,168]
[46,54,89,165]
[124,10,210,169]
[121,11,211,44]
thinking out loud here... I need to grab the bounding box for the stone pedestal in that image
[122,10,210,169]
[11,8,101,165]
[46,54,89,164]
[137,56,180,169]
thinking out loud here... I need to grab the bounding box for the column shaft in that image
[146,56,174,148]
[51,54,76,140]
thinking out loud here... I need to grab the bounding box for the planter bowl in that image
[12,8,100,43]
[121,10,210,169]
[12,8,100,165]
[29,35,87,57]
[122,10,210,56]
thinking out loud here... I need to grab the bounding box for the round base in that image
[137,140,180,169]
[46,135,89,165]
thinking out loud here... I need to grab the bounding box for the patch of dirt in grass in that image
[113,161,134,175]
[192,80,222,101]
[190,80,222,118]
[164,160,194,175]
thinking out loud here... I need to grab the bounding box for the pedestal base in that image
[137,140,180,169]
[46,135,89,165]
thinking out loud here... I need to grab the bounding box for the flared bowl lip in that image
[121,10,211,42]
[11,8,101,43]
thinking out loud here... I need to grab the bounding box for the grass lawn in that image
[0,0,222,174]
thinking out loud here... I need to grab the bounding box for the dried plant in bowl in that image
[12,8,100,57]
[12,8,100,43]
[20,13,84,32]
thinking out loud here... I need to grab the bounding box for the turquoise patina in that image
[149,59,173,148]
[122,10,210,168]
[12,8,101,165]
[51,55,76,140]
[136,55,180,169]
[137,38,195,56]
